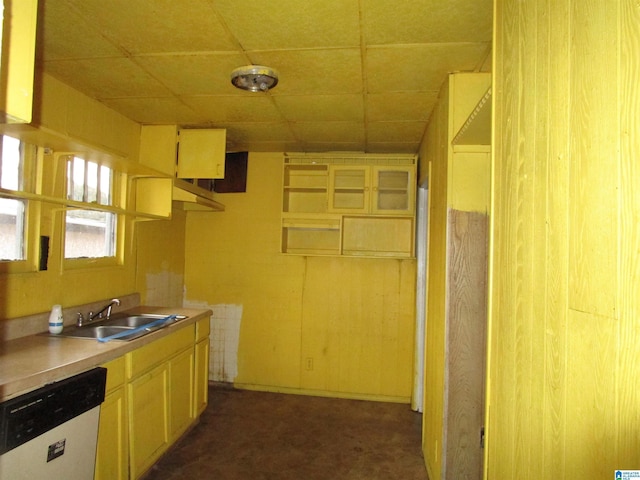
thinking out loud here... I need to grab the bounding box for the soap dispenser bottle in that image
[49,304,63,334]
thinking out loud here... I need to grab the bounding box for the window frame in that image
[0,136,40,273]
[62,155,125,270]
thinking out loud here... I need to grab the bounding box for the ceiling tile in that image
[44,58,172,98]
[234,141,302,153]
[248,49,363,95]
[275,95,364,122]
[366,142,421,154]
[135,54,249,95]
[213,0,361,50]
[290,122,365,144]
[40,1,123,60]
[363,0,493,44]
[64,0,239,54]
[367,121,428,143]
[100,97,200,124]
[224,123,296,143]
[303,142,367,153]
[366,44,489,93]
[366,92,439,122]
[181,95,284,123]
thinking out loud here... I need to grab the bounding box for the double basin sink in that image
[55,313,187,342]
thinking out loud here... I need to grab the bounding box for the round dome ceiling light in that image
[230,65,279,92]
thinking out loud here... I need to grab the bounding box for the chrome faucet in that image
[77,298,121,327]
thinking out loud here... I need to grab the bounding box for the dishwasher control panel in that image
[0,367,107,454]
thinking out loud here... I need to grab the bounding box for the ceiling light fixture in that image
[230,65,279,92]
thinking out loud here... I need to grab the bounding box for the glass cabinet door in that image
[328,166,370,212]
[372,166,414,214]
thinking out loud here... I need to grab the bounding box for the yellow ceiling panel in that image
[40,2,122,60]
[366,44,490,93]
[44,58,172,98]
[363,0,492,44]
[100,97,200,125]
[225,123,296,143]
[303,142,367,152]
[181,96,284,123]
[213,0,361,50]
[290,122,365,144]
[40,0,493,153]
[367,121,428,143]
[366,142,420,154]
[248,49,364,95]
[274,95,364,122]
[64,0,239,53]
[134,54,248,96]
[366,92,439,121]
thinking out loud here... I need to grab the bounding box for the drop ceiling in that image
[38,0,492,153]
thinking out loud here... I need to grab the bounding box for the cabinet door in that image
[95,387,128,480]
[139,125,178,176]
[177,129,226,179]
[128,364,170,478]
[170,348,195,441]
[194,338,210,416]
[371,166,415,215]
[328,166,370,213]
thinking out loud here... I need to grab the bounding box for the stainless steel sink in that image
[56,325,147,341]
[50,313,187,341]
[107,314,183,328]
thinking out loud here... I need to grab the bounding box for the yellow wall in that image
[420,72,491,479]
[486,0,640,478]
[135,210,187,307]
[0,74,143,320]
[183,152,416,401]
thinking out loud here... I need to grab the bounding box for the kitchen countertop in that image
[0,306,211,402]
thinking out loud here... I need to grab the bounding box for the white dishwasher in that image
[0,367,107,480]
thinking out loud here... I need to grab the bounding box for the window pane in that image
[65,209,116,259]
[1,135,22,190]
[68,157,85,201]
[99,165,111,204]
[0,198,25,260]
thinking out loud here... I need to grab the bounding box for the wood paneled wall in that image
[487,0,640,478]
[419,73,491,480]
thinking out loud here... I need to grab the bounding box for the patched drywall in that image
[184,299,242,383]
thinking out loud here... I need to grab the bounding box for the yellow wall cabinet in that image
[0,0,38,123]
[328,165,415,215]
[138,125,226,211]
[281,154,417,258]
[177,129,226,179]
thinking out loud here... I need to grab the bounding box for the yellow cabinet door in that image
[371,166,415,215]
[95,387,128,480]
[194,338,210,416]
[328,166,370,213]
[177,129,226,179]
[128,364,170,479]
[169,347,195,441]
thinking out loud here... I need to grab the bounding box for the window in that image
[64,156,117,260]
[0,135,34,262]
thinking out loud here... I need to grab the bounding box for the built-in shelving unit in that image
[281,153,417,258]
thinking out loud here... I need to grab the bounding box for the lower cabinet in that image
[194,317,210,416]
[128,363,170,478]
[95,318,210,480]
[169,347,195,441]
[95,357,128,480]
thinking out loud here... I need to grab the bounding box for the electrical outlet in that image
[305,357,314,371]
